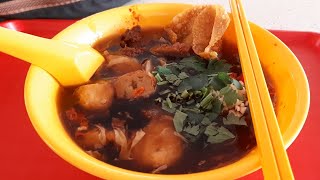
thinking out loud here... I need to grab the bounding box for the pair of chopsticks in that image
[229,0,294,179]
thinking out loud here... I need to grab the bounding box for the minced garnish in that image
[153,56,248,145]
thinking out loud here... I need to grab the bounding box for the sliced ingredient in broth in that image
[59,5,275,174]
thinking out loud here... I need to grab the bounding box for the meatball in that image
[131,115,184,169]
[113,70,156,99]
[75,81,114,111]
[106,55,142,76]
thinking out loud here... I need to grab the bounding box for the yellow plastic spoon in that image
[0,27,104,86]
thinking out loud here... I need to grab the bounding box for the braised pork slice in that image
[150,42,191,57]
[106,55,142,76]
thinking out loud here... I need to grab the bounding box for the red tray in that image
[0,20,319,180]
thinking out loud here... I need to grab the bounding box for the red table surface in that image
[0,20,319,180]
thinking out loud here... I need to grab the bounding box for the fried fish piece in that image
[165,5,230,59]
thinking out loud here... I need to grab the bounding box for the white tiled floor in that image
[125,0,320,32]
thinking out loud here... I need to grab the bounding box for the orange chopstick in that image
[229,0,294,179]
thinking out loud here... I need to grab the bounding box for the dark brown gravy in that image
[58,28,278,174]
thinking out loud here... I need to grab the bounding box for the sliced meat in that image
[113,70,156,100]
[142,59,153,75]
[131,114,184,169]
[106,54,142,76]
[118,47,145,57]
[111,117,127,130]
[75,81,114,111]
[150,42,191,57]
[75,125,115,150]
[121,26,142,47]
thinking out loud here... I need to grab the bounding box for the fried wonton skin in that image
[165,5,230,59]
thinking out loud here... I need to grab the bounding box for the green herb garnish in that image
[207,126,235,144]
[232,79,243,90]
[184,125,200,136]
[154,56,248,145]
[220,86,238,106]
[223,112,247,126]
[158,89,171,95]
[173,110,188,132]
[156,66,172,75]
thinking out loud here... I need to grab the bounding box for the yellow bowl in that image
[24,3,310,180]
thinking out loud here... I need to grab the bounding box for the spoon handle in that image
[0,27,104,86]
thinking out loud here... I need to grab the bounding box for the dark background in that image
[0,0,130,21]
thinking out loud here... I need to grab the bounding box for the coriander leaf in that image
[223,112,247,126]
[220,86,231,94]
[217,126,235,138]
[181,133,196,143]
[167,62,185,70]
[165,74,179,83]
[166,65,180,75]
[201,117,211,125]
[162,101,176,113]
[184,125,200,136]
[180,74,208,91]
[208,76,227,90]
[182,132,202,143]
[207,59,232,73]
[207,126,235,144]
[178,72,189,79]
[232,79,243,90]
[173,110,188,132]
[180,56,206,72]
[157,66,172,75]
[185,111,205,125]
[206,112,219,121]
[220,86,238,106]
[207,133,234,144]
[212,98,222,113]
[177,83,192,93]
[239,117,248,126]
[204,124,218,136]
[217,72,232,85]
